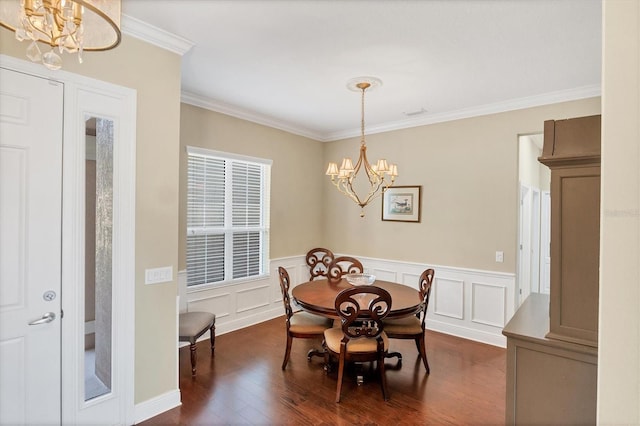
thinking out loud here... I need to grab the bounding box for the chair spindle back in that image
[335,286,391,341]
[305,247,335,280]
[327,256,364,284]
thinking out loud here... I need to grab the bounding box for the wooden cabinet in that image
[504,115,600,424]
[503,294,597,425]
[539,115,601,347]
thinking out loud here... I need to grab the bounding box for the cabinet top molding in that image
[539,115,601,167]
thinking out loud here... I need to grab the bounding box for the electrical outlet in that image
[145,266,173,284]
[495,251,504,263]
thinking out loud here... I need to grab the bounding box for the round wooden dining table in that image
[292,278,423,319]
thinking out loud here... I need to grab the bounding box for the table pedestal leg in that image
[307,348,325,361]
[385,351,403,368]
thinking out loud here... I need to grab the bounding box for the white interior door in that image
[530,188,541,293]
[540,190,551,294]
[518,185,532,304]
[0,68,63,424]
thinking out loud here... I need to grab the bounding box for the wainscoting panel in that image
[179,254,515,347]
[471,281,507,328]
[433,278,465,320]
[356,255,515,347]
[187,292,232,320]
[179,258,310,336]
[369,267,398,282]
[400,272,421,286]
[236,285,270,313]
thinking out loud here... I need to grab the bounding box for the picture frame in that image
[381,185,422,222]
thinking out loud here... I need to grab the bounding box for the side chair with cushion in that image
[326,256,364,284]
[305,247,335,281]
[384,268,434,373]
[179,311,216,376]
[323,286,392,403]
[278,266,333,370]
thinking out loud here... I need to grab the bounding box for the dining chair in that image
[326,256,364,284]
[384,268,434,373]
[323,286,392,402]
[305,247,335,281]
[179,311,216,376]
[278,266,333,370]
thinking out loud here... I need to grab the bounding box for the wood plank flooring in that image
[141,316,506,425]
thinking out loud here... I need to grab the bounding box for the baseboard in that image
[427,318,507,348]
[134,389,181,424]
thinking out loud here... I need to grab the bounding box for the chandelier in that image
[326,78,398,217]
[0,0,121,70]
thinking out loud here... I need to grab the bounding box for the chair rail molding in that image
[178,254,515,348]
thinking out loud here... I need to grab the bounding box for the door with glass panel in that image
[0,62,135,425]
[62,77,136,425]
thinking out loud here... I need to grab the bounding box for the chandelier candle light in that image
[326,78,398,217]
[0,0,121,70]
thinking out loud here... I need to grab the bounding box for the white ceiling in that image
[122,0,602,141]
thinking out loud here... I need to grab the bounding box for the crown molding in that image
[180,91,323,141]
[182,84,601,143]
[325,84,602,141]
[121,14,194,56]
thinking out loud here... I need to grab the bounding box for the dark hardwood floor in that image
[141,316,506,425]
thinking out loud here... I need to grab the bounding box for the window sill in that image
[186,273,271,294]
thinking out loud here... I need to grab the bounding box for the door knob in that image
[28,312,56,325]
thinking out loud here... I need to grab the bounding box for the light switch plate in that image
[145,266,173,284]
[495,251,504,263]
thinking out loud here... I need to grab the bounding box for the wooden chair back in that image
[418,268,435,329]
[327,256,363,284]
[278,267,294,322]
[335,286,391,340]
[305,247,335,280]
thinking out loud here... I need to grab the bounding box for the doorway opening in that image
[517,134,551,306]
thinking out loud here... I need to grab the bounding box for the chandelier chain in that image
[360,85,366,145]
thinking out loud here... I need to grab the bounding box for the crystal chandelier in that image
[326,78,398,217]
[0,0,121,70]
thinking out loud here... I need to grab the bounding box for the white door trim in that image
[517,184,532,305]
[540,190,551,294]
[529,188,541,294]
[0,54,136,426]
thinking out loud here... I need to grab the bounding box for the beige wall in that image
[519,135,550,191]
[598,0,640,422]
[322,98,600,273]
[178,103,325,269]
[0,31,182,404]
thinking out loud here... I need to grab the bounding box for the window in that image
[186,146,271,287]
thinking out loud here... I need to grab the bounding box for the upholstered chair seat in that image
[179,311,216,376]
[324,328,389,354]
[383,316,423,335]
[289,311,333,334]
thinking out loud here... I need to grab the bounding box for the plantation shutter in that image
[186,147,270,287]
